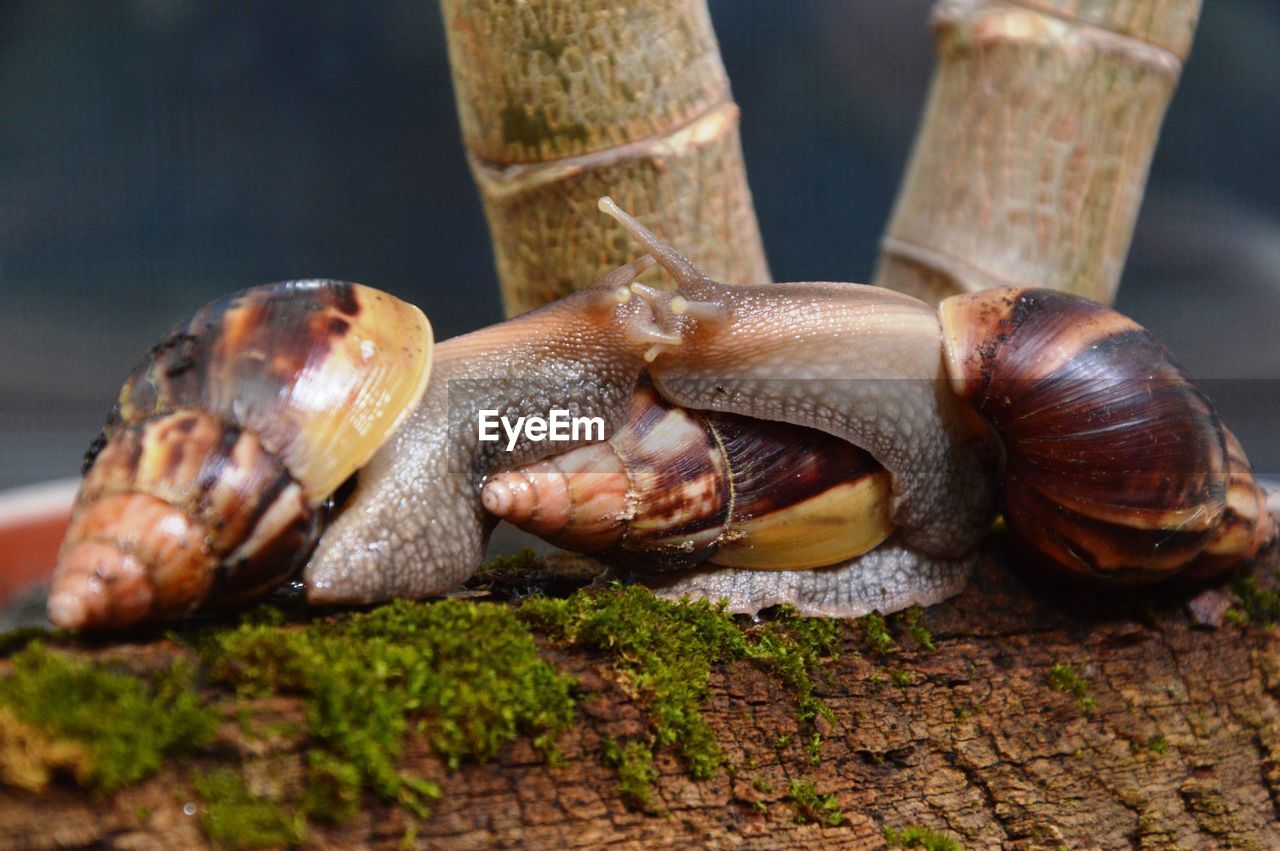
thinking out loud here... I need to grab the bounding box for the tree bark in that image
[3,548,1278,849]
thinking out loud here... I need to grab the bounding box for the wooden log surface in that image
[3,540,1279,849]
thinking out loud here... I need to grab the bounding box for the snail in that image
[49,200,1276,628]
[479,199,1276,612]
[51,257,673,628]
[48,281,434,629]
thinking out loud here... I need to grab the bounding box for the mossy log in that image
[4,541,1280,849]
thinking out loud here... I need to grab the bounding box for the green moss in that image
[858,612,897,655]
[899,607,936,651]
[1232,575,1280,626]
[1223,608,1249,628]
[0,705,93,792]
[1145,735,1168,756]
[0,643,217,793]
[601,738,659,810]
[471,547,544,579]
[194,768,306,849]
[520,585,840,803]
[0,626,56,657]
[200,598,576,819]
[883,824,964,850]
[751,607,842,726]
[521,587,734,782]
[398,823,420,850]
[889,668,911,687]
[1048,662,1097,713]
[4,585,847,824]
[804,732,823,765]
[785,778,845,826]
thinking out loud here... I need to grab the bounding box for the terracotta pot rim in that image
[0,478,78,611]
[0,478,80,527]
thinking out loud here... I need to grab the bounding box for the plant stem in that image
[875,0,1202,304]
[441,0,770,316]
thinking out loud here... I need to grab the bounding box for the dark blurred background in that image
[3,0,1279,490]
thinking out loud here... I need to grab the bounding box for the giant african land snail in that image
[49,200,1276,629]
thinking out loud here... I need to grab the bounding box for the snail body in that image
[51,202,1276,627]
[304,207,1004,616]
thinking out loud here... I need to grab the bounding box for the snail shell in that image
[483,384,894,572]
[939,287,1274,583]
[49,280,433,629]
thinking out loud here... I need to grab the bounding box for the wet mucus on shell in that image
[49,280,433,630]
[482,384,895,572]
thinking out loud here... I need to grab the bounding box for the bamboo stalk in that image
[441,0,770,317]
[874,0,1202,305]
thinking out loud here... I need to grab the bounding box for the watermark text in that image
[477,409,605,451]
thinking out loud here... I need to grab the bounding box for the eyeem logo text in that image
[477,410,606,451]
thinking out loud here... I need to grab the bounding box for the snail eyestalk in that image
[599,196,710,289]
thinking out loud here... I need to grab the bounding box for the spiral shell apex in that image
[939,287,1272,583]
[50,280,434,629]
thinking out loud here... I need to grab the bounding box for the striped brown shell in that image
[939,287,1274,583]
[481,385,894,572]
[49,280,433,629]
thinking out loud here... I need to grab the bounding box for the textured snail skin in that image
[305,205,1006,617]
[303,258,673,604]
[645,542,977,619]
